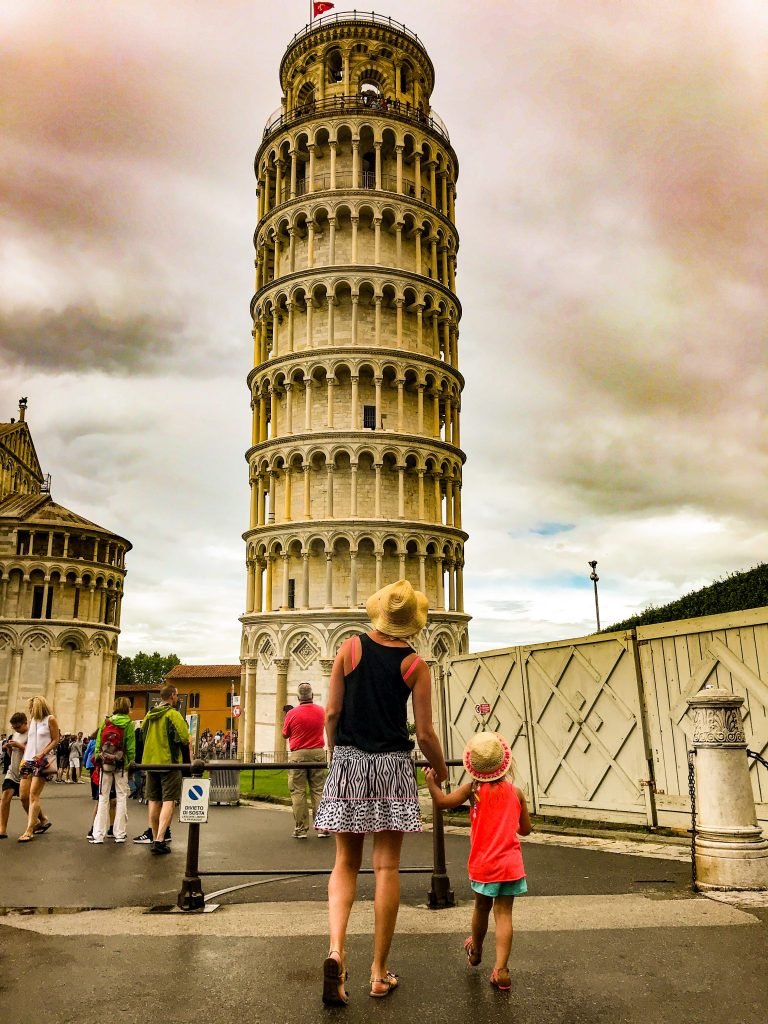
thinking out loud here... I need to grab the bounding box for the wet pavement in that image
[2,784,767,1024]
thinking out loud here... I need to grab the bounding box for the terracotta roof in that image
[166,664,241,680]
[114,683,161,692]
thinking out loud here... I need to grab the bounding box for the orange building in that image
[164,664,241,737]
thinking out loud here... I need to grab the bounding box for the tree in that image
[115,654,135,686]
[118,651,181,687]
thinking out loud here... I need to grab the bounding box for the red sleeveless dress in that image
[468,780,526,884]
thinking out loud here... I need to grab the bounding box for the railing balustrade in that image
[271,171,432,210]
[262,93,450,144]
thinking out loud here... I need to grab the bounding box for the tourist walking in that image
[90,697,136,844]
[17,696,59,842]
[283,683,328,839]
[426,732,532,991]
[0,712,45,838]
[134,684,189,854]
[69,731,85,783]
[314,580,448,1005]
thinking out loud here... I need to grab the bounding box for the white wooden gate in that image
[445,606,768,828]
[637,608,768,828]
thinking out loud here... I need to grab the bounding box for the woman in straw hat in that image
[426,731,532,992]
[315,579,448,1005]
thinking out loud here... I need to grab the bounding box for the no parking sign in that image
[180,778,211,823]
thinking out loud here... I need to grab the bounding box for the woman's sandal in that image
[369,971,399,998]
[322,950,349,1006]
[464,936,482,966]
[17,833,34,843]
[33,820,52,835]
[490,967,511,991]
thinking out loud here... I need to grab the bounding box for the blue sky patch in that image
[529,522,576,536]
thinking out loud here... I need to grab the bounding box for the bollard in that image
[688,687,768,891]
[428,800,455,908]
[177,759,207,911]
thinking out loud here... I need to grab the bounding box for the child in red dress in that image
[426,731,532,991]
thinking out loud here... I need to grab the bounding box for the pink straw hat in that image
[463,732,513,783]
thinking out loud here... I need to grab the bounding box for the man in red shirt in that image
[282,683,328,838]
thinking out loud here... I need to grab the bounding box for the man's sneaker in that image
[316,831,331,838]
[150,840,171,855]
[106,826,114,838]
[293,831,308,839]
[86,827,93,839]
[88,838,104,845]
[132,828,153,844]
[113,836,126,844]
[165,828,172,843]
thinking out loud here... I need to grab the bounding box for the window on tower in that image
[327,49,343,83]
[363,405,376,429]
[288,578,296,609]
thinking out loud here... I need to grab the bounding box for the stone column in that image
[319,659,334,709]
[307,222,315,268]
[436,556,445,610]
[374,464,382,517]
[397,466,405,518]
[255,560,264,613]
[419,554,427,594]
[395,145,404,193]
[287,302,295,351]
[244,658,258,758]
[373,217,382,265]
[264,557,274,612]
[268,472,276,523]
[327,297,336,347]
[395,223,403,268]
[375,552,383,590]
[374,140,382,189]
[285,383,294,434]
[324,553,333,608]
[306,295,314,346]
[327,378,336,428]
[326,464,335,518]
[350,375,359,428]
[351,294,359,346]
[414,229,422,275]
[280,553,290,610]
[396,379,404,431]
[274,658,290,754]
[246,559,256,612]
[301,552,310,609]
[351,139,360,188]
[289,150,297,198]
[284,467,293,520]
[374,296,382,345]
[417,384,425,432]
[303,464,312,519]
[350,463,358,516]
[447,560,456,611]
[418,469,425,520]
[329,140,337,189]
[3,647,24,727]
[433,473,442,524]
[351,216,359,262]
[350,550,358,607]
[307,144,315,194]
[687,688,768,890]
[328,217,336,263]
[304,380,313,430]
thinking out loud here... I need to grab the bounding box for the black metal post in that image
[428,799,455,909]
[177,759,206,911]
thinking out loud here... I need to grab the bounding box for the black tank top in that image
[335,634,416,753]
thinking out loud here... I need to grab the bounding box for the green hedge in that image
[605,563,768,633]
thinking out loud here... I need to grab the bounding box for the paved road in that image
[2,785,767,1024]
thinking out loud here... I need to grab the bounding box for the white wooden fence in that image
[442,606,768,828]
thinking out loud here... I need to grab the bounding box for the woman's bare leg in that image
[370,830,404,987]
[328,832,364,982]
[24,777,46,835]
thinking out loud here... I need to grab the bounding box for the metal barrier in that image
[140,758,461,912]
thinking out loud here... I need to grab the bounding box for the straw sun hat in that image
[463,732,513,783]
[366,579,429,639]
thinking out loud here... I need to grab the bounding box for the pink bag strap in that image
[350,634,363,671]
[402,655,423,682]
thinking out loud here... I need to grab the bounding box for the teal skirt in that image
[470,878,528,897]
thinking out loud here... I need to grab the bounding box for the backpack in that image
[99,718,126,771]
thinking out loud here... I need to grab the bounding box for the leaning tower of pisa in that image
[240,11,468,756]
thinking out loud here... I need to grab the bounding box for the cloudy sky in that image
[2,0,766,660]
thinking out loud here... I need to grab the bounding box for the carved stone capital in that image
[688,688,746,747]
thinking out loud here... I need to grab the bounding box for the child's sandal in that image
[490,967,511,991]
[464,936,482,966]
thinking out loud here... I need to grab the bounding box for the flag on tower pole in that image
[313,1,334,17]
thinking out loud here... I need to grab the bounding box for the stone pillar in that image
[304,380,313,430]
[319,659,334,708]
[265,556,274,612]
[280,553,290,610]
[301,552,310,609]
[255,560,264,613]
[246,559,255,612]
[687,688,768,890]
[375,552,383,591]
[374,377,383,428]
[284,466,293,520]
[395,145,404,193]
[350,550,358,607]
[326,465,335,518]
[374,140,382,189]
[3,647,24,727]
[245,659,257,758]
[329,140,337,189]
[374,464,382,516]
[350,463,358,516]
[303,464,312,519]
[324,553,333,608]
[274,658,290,754]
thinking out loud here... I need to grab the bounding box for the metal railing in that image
[139,758,460,912]
[288,11,425,48]
[262,93,450,144]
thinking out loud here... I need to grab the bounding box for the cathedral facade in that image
[240,12,469,756]
[0,400,131,733]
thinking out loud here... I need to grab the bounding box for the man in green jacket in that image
[91,697,136,844]
[134,683,190,855]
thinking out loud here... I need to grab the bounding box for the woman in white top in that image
[18,695,60,842]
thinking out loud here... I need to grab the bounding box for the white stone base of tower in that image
[239,610,468,760]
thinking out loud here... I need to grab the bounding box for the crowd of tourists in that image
[199,729,237,760]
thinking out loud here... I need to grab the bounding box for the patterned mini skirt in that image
[313,745,422,834]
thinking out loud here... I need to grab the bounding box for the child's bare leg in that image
[471,893,493,957]
[492,895,515,970]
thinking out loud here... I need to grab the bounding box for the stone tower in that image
[0,399,131,733]
[240,11,468,757]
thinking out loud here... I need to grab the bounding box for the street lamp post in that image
[588,560,601,632]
